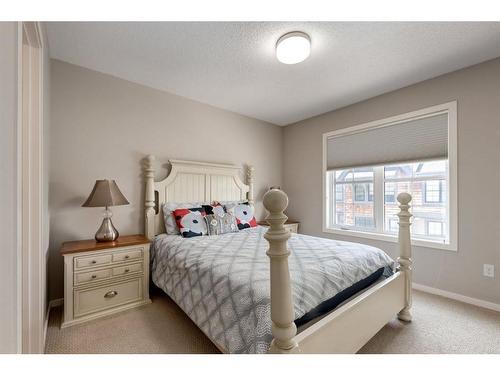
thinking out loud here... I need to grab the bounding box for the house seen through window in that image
[328,159,449,243]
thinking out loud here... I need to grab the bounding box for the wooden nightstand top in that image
[60,234,150,255]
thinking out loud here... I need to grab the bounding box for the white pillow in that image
[162,202,206,235]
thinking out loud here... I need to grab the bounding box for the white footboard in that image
[262,190,413,354]
[295,273,405,353]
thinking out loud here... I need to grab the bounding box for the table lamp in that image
[82,179,129,242]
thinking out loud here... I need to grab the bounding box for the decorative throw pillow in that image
[224,201,257,230]
[163,202,205,235]
[201,203,226,216]
[172,207,208,238]
[204,213,239,236]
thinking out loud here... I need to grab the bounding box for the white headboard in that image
[144,155,254,239]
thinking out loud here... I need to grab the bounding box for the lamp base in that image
[95,217,119,242]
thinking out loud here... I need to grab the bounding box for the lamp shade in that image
[82,180,129,207]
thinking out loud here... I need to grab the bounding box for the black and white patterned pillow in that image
[202,203,225,216]
[163,202,205,235]
[173,207,208,238]
[224,201,257,230]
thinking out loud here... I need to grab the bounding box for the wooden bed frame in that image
[144,155,413,354]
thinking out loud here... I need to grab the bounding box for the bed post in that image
[263,189,298,353]
[145,154,156,240]
[396,192,413,322]
[247,165,255,206]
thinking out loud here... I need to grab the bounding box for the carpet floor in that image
[45,289,500,354]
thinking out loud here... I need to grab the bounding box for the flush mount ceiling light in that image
[276,31,311,64]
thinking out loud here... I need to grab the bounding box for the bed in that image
[144,156,413,354]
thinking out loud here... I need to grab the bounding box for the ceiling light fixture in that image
[276,31,311,65]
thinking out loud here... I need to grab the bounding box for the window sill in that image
[323,227,457,251]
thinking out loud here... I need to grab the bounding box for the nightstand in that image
[60,234,152,328]
[257,220,299,234]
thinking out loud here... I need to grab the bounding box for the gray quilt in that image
[151,226,395,354]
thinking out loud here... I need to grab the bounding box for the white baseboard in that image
[43,298,64,351]
[413,283,500,313]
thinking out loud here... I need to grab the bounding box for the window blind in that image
[326,112,448,170]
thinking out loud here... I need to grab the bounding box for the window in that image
[354,183,373,202]
[330,160,448,242]
[332,168,375,230]
[425,180,443,203]
[383,160,448,241]
[323,102,457,251]
[354,184,366,202]
[384,184,395,203]
[335,185,343,202]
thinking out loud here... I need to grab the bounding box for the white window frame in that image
[322,101,458,251]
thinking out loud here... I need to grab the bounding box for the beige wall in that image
[0,22,19,353]
[283,57,500,305]
[49,60,283,300]
[50,56,500,306]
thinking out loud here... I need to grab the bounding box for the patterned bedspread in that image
[151,226,395,354]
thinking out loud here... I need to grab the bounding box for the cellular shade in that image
[326,112,449,170]
[82,180,129,207]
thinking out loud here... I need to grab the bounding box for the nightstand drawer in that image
[112,262,143,277]
[74,268,112,285]
[74,254,112,270]
[74,278,143,318]
[112,248,143,263]
[284,223,299,234]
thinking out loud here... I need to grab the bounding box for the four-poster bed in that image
[144,155,413,354]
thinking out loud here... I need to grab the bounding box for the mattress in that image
[151,226,395,354]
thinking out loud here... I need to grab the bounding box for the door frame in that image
[17,21,46,354]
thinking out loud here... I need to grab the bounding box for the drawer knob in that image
[91,275,97,279]
[124,255,130,259]
[124,269,130,273]
[104,291,118,298]
[91,260,97,264]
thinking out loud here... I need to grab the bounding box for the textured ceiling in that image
[46,22,500,125]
